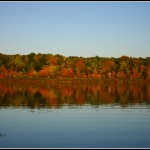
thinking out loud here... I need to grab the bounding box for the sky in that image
[0,1,150,58]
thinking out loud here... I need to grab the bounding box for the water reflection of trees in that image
[0,82,150,108]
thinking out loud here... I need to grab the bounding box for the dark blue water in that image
[0,82,150,148]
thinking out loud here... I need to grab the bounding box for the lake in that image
[0,81,150,148]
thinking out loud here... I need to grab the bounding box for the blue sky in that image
[0,2,150,58]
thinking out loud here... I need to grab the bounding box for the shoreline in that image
[0,77,149,85]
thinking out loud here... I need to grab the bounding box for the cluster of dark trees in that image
[0,52,150,81]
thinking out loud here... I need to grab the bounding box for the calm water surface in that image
[0,81,150,148]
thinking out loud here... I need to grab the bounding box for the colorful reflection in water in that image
[0,81,150,148]
[0,81,150,108]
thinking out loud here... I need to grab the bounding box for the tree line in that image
[0,52,150,81]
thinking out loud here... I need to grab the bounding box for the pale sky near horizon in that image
[0,1,150,58]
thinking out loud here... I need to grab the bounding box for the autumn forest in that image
[0,53,150,82]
